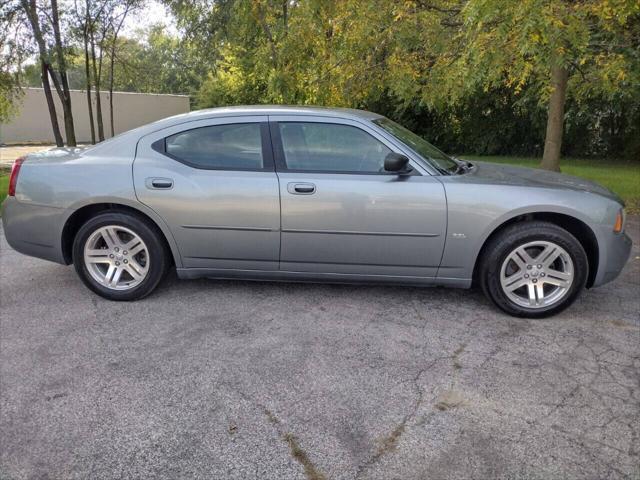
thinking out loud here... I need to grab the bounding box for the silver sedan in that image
[1,106,632,317]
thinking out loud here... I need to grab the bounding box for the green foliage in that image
[110,26,207,97]
[20,25,207,101]
[0,173,8,205]
[0,73,21,122]
[179,0,639,159]
[7,0,639,159]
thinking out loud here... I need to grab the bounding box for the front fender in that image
[437,182,620,282]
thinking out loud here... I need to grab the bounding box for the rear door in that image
[270,115,447,278]
[133,116,280,270]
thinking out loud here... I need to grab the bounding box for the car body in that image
[1,106,632,317]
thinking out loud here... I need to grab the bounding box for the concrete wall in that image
[0,88,190,144]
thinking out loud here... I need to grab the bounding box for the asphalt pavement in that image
[1,219,639,479]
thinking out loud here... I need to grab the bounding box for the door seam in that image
[267,116,283,270]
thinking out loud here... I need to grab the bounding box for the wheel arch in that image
[60,201,182,268]
[472,212,599,288]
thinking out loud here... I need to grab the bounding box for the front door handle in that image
[146,177,174,190]
[288,182,316,195]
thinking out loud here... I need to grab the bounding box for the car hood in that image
[465,161,623,204]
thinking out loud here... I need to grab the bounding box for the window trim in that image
[151,122,275,172]
[269,120,421,176]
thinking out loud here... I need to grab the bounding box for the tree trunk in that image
[108,7,130,138]
[21,0,64,147]
[83,31,96,144]
[50,0,76,146]
[90,31,105,141]
[540,65,569,172]
[41,61,64,147]
[109,50,115,138]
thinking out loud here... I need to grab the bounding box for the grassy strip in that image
[0,174,8,206]
[462,156,640,214]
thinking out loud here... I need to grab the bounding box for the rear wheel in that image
[479,221,589,318]
[72,211,169,300]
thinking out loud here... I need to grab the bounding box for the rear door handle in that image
[146,177,174,189]
[288,182,316,195]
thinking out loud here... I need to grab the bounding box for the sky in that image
[120,0,179,38]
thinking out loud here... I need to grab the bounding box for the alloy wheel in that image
[499,240,574,309]
[83,225,150,290]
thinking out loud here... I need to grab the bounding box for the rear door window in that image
[164,123,264,170]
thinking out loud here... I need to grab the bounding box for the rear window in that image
[164,123,264,170]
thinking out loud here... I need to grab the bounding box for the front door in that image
[271,116,447,278]
[133,116,281,270]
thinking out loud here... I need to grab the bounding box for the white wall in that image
[0,88,190,144]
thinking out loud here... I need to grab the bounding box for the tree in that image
[19,0,65,146]
[388,0,640,171]
[0,2,27,122]
[17,0,82,146]
[106,1,138,137]
[180,0,638,165]
[50,0,77,146]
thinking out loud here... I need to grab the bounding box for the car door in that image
[133,116,281,270]
[270,115,447,278]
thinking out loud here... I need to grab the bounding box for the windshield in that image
[373,117,458,174]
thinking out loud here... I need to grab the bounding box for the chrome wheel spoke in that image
[127,242,145,256]
[104,264,117,285]
[110,266,124,287]
[125,263,143,280]
[101,227,120,250]
[538,245,561,268]
[86,249,111,263]
[535,283,545,304]
[126,258,146,277]
[503,274,528,292]
[526,284,537,306]
[513,247,533,269]
[546,268,571,281]
[543,269,572,288]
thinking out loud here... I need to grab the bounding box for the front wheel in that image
[72,211,169,301]
[479,221,589,318]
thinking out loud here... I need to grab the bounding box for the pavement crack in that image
[355,367,427,479]
[452,342,467,371]
[283,432,327,480]
[224,383,326,480]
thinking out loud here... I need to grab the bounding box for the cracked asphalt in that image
[1,218,639,479]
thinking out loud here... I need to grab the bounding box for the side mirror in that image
[384,152,412,174]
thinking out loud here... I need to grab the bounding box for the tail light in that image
[8,156,25,197]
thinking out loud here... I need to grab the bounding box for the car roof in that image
[84,105,384,157]
[163,105,383,123]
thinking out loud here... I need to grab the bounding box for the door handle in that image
[146,177,174,189]
[288,182,316,195]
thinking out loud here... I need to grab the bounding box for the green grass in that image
[0,174,8,206]
[461,156,640,214]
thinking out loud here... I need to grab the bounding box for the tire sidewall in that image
[72,212,167,301]
[482,223,589,318]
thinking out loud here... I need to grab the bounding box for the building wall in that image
[0,88,190,144]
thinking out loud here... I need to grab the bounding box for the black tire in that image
[479,221,589,318]
[72,211,170,301]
